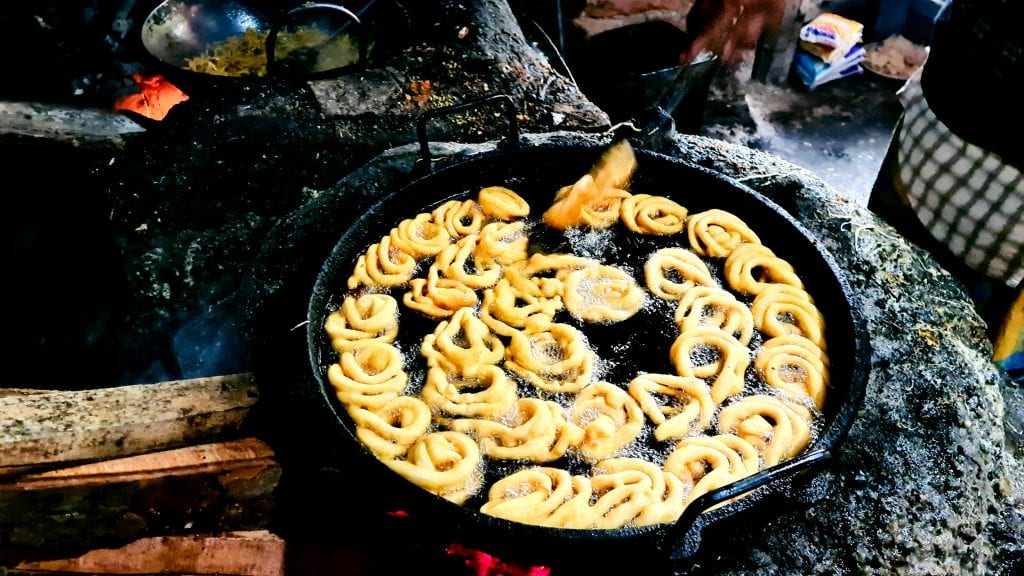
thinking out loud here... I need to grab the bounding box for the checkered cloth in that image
[896,70,1024,288]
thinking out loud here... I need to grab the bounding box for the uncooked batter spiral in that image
[644,247,718,300]
[450,398,585,462]
[421,307,505,373]
[663,434,760,506]
[479,467,585,527]
[673,285,754,346]
[384,431,483,504]
[584,461,658,529]
[504,252,598,301]
[421,363,518,420]
[480,278,561,337]
[591,458,688,526]
[717,395,812,467]
[505,322,596,393]
[327,341,408,410]
[347,235,419,290]
[480,461,666,529]
[476,220,529,266]
[670,326,751,403]
[390,212,451,259]
[403,266,478,319]
[324,293,399,353]
[434,235,502,289]
[432,199,485,239]
[751,284,826,349]
[723,243,804,295]
[477,186,530,220]
[569,381,645,462]
[754,334,829,410]
[627,373,715,441]
[562,264,646,323]
[348,395,432,460]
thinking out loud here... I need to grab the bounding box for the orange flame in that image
[113,74,189,121]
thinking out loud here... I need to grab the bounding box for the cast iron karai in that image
[138,0,392,90]
[302,96,871,569]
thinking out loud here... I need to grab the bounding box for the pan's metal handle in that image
[266,3,367,78]
[415,94,521,173]
[662,449,833,562]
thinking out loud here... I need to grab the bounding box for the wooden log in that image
[0,389,50,399]
[0,438,281,559]
[0,102,145,149]
[0,373,260,472]
[8,531,286,576]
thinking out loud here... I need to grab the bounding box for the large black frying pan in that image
[303,96,870,570]
[138,0,373,91]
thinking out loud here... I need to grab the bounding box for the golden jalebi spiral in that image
[505,323,596,393]
[755,334,829,410]
[563,265,646,323]
[627,373,715,441]
[347,235,418,290]
[480,278,561,337]
[421,307,505,373]
[663,434,760,506]
[504,252,599,301]
[327,342,408,410]
[570,381,645,462]
[584,461,656,529]
[476,221,529,266]
[670,327,751,404]
[580,188,632,229]
[389,212,452,259]
[432,199,485,239]
[384,431,483,504]
[723,243,804,296]
[433,235,502,290]
[592,458,688,526]
[644,247,718,301]
[751,284,826,349]
[477,186,530,220]
[421,363,518,420]
[404,266,478,319]
[451,398,585,462]
[348,395,432,460]
[324,293,399,353]
[674,285,755,345]
[717,395,812,467]
[480,467,588,527]
[620,194,687,235]
[686,209,761,257]
[493,467,646,530]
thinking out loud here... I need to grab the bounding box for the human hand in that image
[681,0,788,64]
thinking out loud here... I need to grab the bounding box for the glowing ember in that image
[445,543,551,576]
[113,74,189,121]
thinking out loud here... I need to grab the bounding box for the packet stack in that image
[794,13,865,89]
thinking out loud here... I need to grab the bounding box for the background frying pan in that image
[139,0,388,88]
